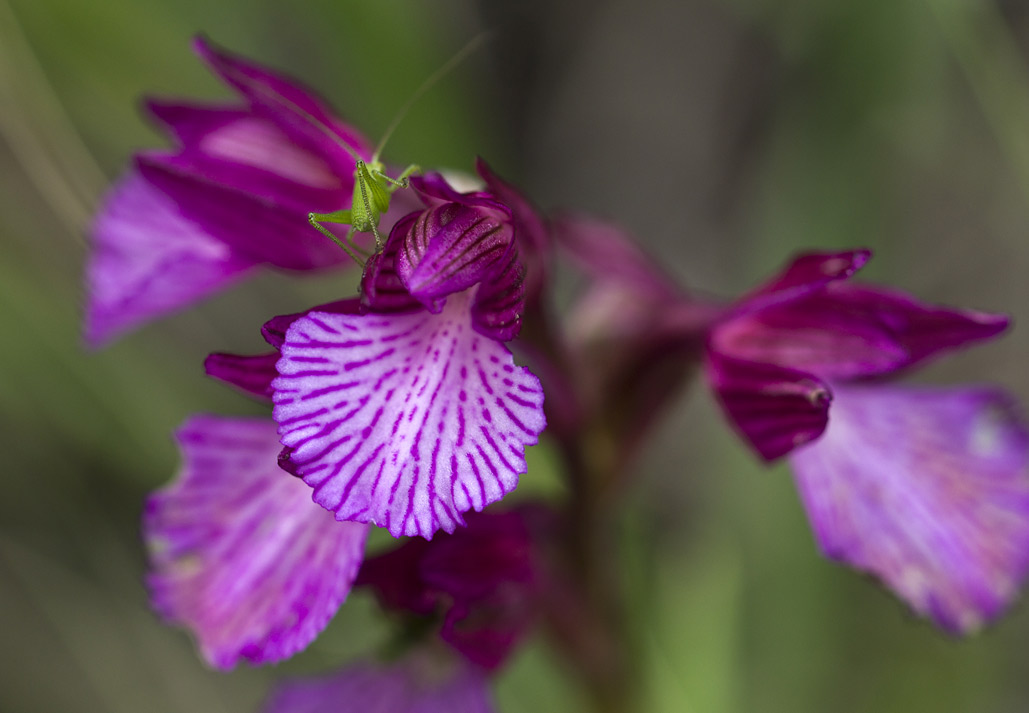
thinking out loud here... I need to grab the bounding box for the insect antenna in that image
[371,31,490,163]
[213,58,365,163]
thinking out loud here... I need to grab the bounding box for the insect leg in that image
[308,210,365,266]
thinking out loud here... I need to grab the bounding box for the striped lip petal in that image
[707,350,832,461]
[85,173,257,348]
[263,652,495,713]
[272,291,546,538]
[144,416,369,669]
[790,385,1029,633]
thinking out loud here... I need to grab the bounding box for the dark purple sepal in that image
[354,537,437,615]
[204,351,279,400]
[707,350,832,461]
[192,36,372,177]
[730,249,872,318]
[357,508,544,670]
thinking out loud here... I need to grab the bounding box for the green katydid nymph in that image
[306,33,488,266]
[307,158,420,264]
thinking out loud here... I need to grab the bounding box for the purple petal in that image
[146,100,345,192]
[397,203,514,310]
[192,36,373,177]
[712,281,1009,380]
[420,509,537,599]
[731,249,872,317]
[410,173,504,212]
[273,292,546,538]
[204,351,279,400]
[424,511,538,670]
[144,416,368,668]
[85,173,257,347]
[439,593,532,671]
[790,385,1029,633]
[136,151,347,271]
[707,350,832,461]
[263,653,495,713]
[145,100,250,147]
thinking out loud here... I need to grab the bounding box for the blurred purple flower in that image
[263,651,495,713]
[144,415,368,669]
[272,173,546,539]
[706,250,1029,631]
[561,216,1029,633]
[144,414,547,670]
[85,37,414,347]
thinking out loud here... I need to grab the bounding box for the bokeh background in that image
[2,0,1028,711]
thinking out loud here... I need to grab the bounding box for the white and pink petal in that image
[789,385,1029,633]
[144,416,368,668]
[273,292,546,538]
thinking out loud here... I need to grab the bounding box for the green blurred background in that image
[2,0,1028,711]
